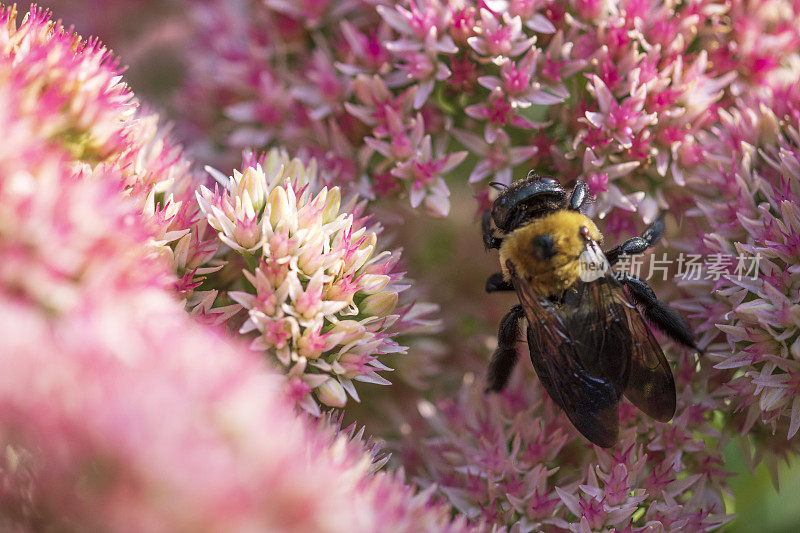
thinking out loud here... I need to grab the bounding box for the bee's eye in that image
[579,226,591,240]
[492,196,510,227]
[531,234,556,260]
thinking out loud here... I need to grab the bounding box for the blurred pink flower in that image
[451,128,538,185]
[0,159,469,531]
[705,0,800,91]
[0,7,474,531]
[0,4,220,306]
[467,8,537,59]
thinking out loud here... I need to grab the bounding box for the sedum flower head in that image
[179,0,783,221]
[403,372,731,532]
[0,144,470,533]
[679,92,800,457]
[0,8,470,531]
[197,149,437,414]
[0,5,135,163]
[0,4,219,305]
[0,173,468,531]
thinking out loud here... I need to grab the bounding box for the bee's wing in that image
[618,287,677,422]
[511,266,627,448]
[568,270,676,423]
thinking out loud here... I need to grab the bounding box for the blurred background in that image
[19,1,800,531]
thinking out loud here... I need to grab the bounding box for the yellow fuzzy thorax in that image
[499,210,603,297]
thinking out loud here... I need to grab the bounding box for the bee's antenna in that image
[489,181,507,190]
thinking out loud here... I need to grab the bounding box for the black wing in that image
[572,273,676,422]
[619,289,677,422]
[510,259,676,446]
[510,264,629,448]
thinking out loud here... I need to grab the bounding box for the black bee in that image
[482,172,699,448]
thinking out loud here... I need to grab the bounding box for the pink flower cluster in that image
[677,87,800,465]
[182,0,469,216]
[179,0,800,225]
[0,156,468,532]
[0,6,473,531]
[6,3,433,413]
[195,149,439,413]
[177,4,800,522]
[0,2,220,304]
[5,0,800,530]
[400,358,731,531]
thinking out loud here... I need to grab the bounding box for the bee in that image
[482,172,700,447]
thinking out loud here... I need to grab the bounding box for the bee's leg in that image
[619,274,701,352]
[568,180,589,211]
[605,213,665,266]
[482,210,503,250]
[486,305,525,392]
[485,272,514,292]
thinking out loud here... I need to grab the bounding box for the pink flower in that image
[377,0,452,42]
[0,9,475,530]
[477,49,566,107]
[448,5,477,45]
[468,8,536,60]
[483,0,557,33]
[583,76,657,153]
[451,129,538,185]
[585,171,609,196]
[401,374,731,531]
[197,150,439,413]
[338,20,394,76]
[390,133,467,216]
[465,86,548,143]
[679,92,800,443]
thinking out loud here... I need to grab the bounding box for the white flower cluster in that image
[197,150,425,414]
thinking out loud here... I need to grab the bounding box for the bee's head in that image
[499,210,603,294]
[490,172,567,232]
[527,214,600,267]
